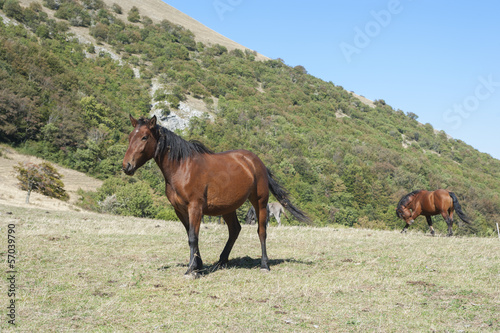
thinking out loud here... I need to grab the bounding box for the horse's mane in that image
[396,190,423,212]
[137,117,214,161]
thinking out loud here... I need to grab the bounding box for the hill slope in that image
[17,0,269,61]
[0,0,499,235]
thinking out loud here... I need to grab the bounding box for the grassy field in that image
[1,203,499,332]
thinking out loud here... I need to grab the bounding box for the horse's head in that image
[396,191,418,224]
[122,115,158,176]
[396,205,411,221]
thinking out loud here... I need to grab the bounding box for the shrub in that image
[14,162,69,203]
[111,3,122,14]
[127,6,140,23]
[4,0,24,21]
[115,181,156,218]
[54,2,91,27]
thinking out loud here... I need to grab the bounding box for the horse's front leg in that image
[401,217,415,233]
[425,216,435,236]
[186,206,204,276]
[402,209,420,233]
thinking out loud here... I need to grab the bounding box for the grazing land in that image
[1,203,499,332]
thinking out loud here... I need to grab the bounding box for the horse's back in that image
[196,149,269,215]
[212,149,268,183]
[218,149,266,168]
[421,189,452,214]
[433,189,453,209]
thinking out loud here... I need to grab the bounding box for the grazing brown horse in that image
[396,189,471,236]
[122,115,310,276]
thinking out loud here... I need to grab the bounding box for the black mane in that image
[137,117,213,161]
[396,190,422,216]
[156,126,213,161]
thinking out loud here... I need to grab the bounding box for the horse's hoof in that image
[184,272,201,280]
[210,262,227,272]
[260,267,270,272]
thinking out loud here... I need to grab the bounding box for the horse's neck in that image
[155,155,181,185]
[407,194,421,210]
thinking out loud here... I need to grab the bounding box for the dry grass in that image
[1,203,499,332]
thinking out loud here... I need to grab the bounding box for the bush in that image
[166,94,180,109]
[111,3,122,14]
[115,181,156,217]
[4,0,24,21]
[156,206,179,221]
[14,161,69,203]
[54,2,91,27]
[127,6,140,23]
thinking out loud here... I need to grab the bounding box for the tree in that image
[127,6,140,23]
[111,3,122,14]
[407,112,419,120]
[4,0,24,21]
[14,162,69,203]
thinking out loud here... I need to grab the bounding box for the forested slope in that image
[1,0,499,235]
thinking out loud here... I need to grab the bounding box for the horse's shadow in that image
[158,256,313,276]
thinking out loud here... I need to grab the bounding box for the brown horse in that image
[122,115,309,276]
[396,189,471,236]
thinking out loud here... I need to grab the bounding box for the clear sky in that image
[163,1,500,160]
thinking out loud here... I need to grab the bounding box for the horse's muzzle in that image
[123,163,136,176]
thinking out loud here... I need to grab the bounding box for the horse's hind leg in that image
[425,216,435,236]
[441,212,453,236]
[217,211,241,269]
[255,202,270,271]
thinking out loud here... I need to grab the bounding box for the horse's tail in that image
[266,168,311,224]
[449,192,472,225]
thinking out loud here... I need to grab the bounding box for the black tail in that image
[267,168,311,224]
[449,192,472,225]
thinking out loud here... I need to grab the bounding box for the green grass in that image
[1,203,499,332]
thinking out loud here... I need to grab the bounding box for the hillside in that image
[16,0,269,61]
[0,0,499,235]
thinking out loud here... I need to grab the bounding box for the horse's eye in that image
[142,136,148,141]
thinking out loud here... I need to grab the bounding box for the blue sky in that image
[163,1,500,160]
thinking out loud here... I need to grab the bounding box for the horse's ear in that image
[129,114,138,127]
[149,115,157,129]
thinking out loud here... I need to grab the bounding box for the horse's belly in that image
[205,182,251,215]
